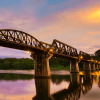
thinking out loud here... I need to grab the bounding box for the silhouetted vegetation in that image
[78,61,84,70]
[95,49,100,57]
[0,57,71,70]
[0,57,85,70]
[0,58,34,70]
[49,57,70,70]
[90,49,100,61]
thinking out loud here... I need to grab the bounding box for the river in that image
[0,70,100,100]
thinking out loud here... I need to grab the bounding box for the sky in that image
[0,0,100,58]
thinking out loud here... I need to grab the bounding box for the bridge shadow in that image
[32,72,94,100]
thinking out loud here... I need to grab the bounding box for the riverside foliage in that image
[0,57,70,70]
[0,57,92,70]
[0,58,34,70]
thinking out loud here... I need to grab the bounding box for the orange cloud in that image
[30,3,100,54]
[0,1,100,55]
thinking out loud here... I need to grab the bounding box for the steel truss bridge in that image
[0,29,99,77]
[0,29,96,61]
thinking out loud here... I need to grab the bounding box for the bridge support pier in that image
[99,65,100,70]
[83,62,91,71]
[91,63,95,71]
[70,59,79,73]
[31,51,52,78]
[95,64,99,71]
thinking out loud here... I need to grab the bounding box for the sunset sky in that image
[0,0,100,58]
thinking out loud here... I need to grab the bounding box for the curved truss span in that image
[0,29,93,61]
[79,51,90,60]
[51,39,78,59]
[0,29,43,51]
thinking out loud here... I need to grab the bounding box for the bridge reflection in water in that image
[33,72,100,100]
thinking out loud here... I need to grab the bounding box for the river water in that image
[0,70,100,100]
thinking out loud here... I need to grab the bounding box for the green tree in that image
[95,49,100,56]
[3,60,10,69]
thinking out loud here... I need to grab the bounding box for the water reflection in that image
[0,71,100,100]
[51,75,70,85]
[0,73,35,100]
[33,79,54,100]
[81,72,92,95]
[33,71,100,100]
[0,73,34,81]
[52,73,81,100]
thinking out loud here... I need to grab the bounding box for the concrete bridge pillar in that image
[32,78,54,100]
[83,62,91,71]
[95,64,99,71]
[99,64,100,70]
[70,59,79,73]
[98,64,100,71]
[31,51,53,78]
[91,63,95,71]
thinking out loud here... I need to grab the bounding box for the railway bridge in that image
[0,29,99,77]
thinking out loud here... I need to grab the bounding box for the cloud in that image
[31,1,100,53]
[0,0,100,57]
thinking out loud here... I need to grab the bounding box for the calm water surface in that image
[0,70,100,100]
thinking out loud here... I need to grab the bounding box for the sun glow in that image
[89,9,100,22]
[66,85,69,89]
[27,51,30,54]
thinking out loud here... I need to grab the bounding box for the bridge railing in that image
[0,29,99,62]
[51,39,78,57]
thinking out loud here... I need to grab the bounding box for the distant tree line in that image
[1,52,100,70]
[0,58,34,70]
[49,57,70,69]
[0,57,71,70]
[91,49,100,61]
